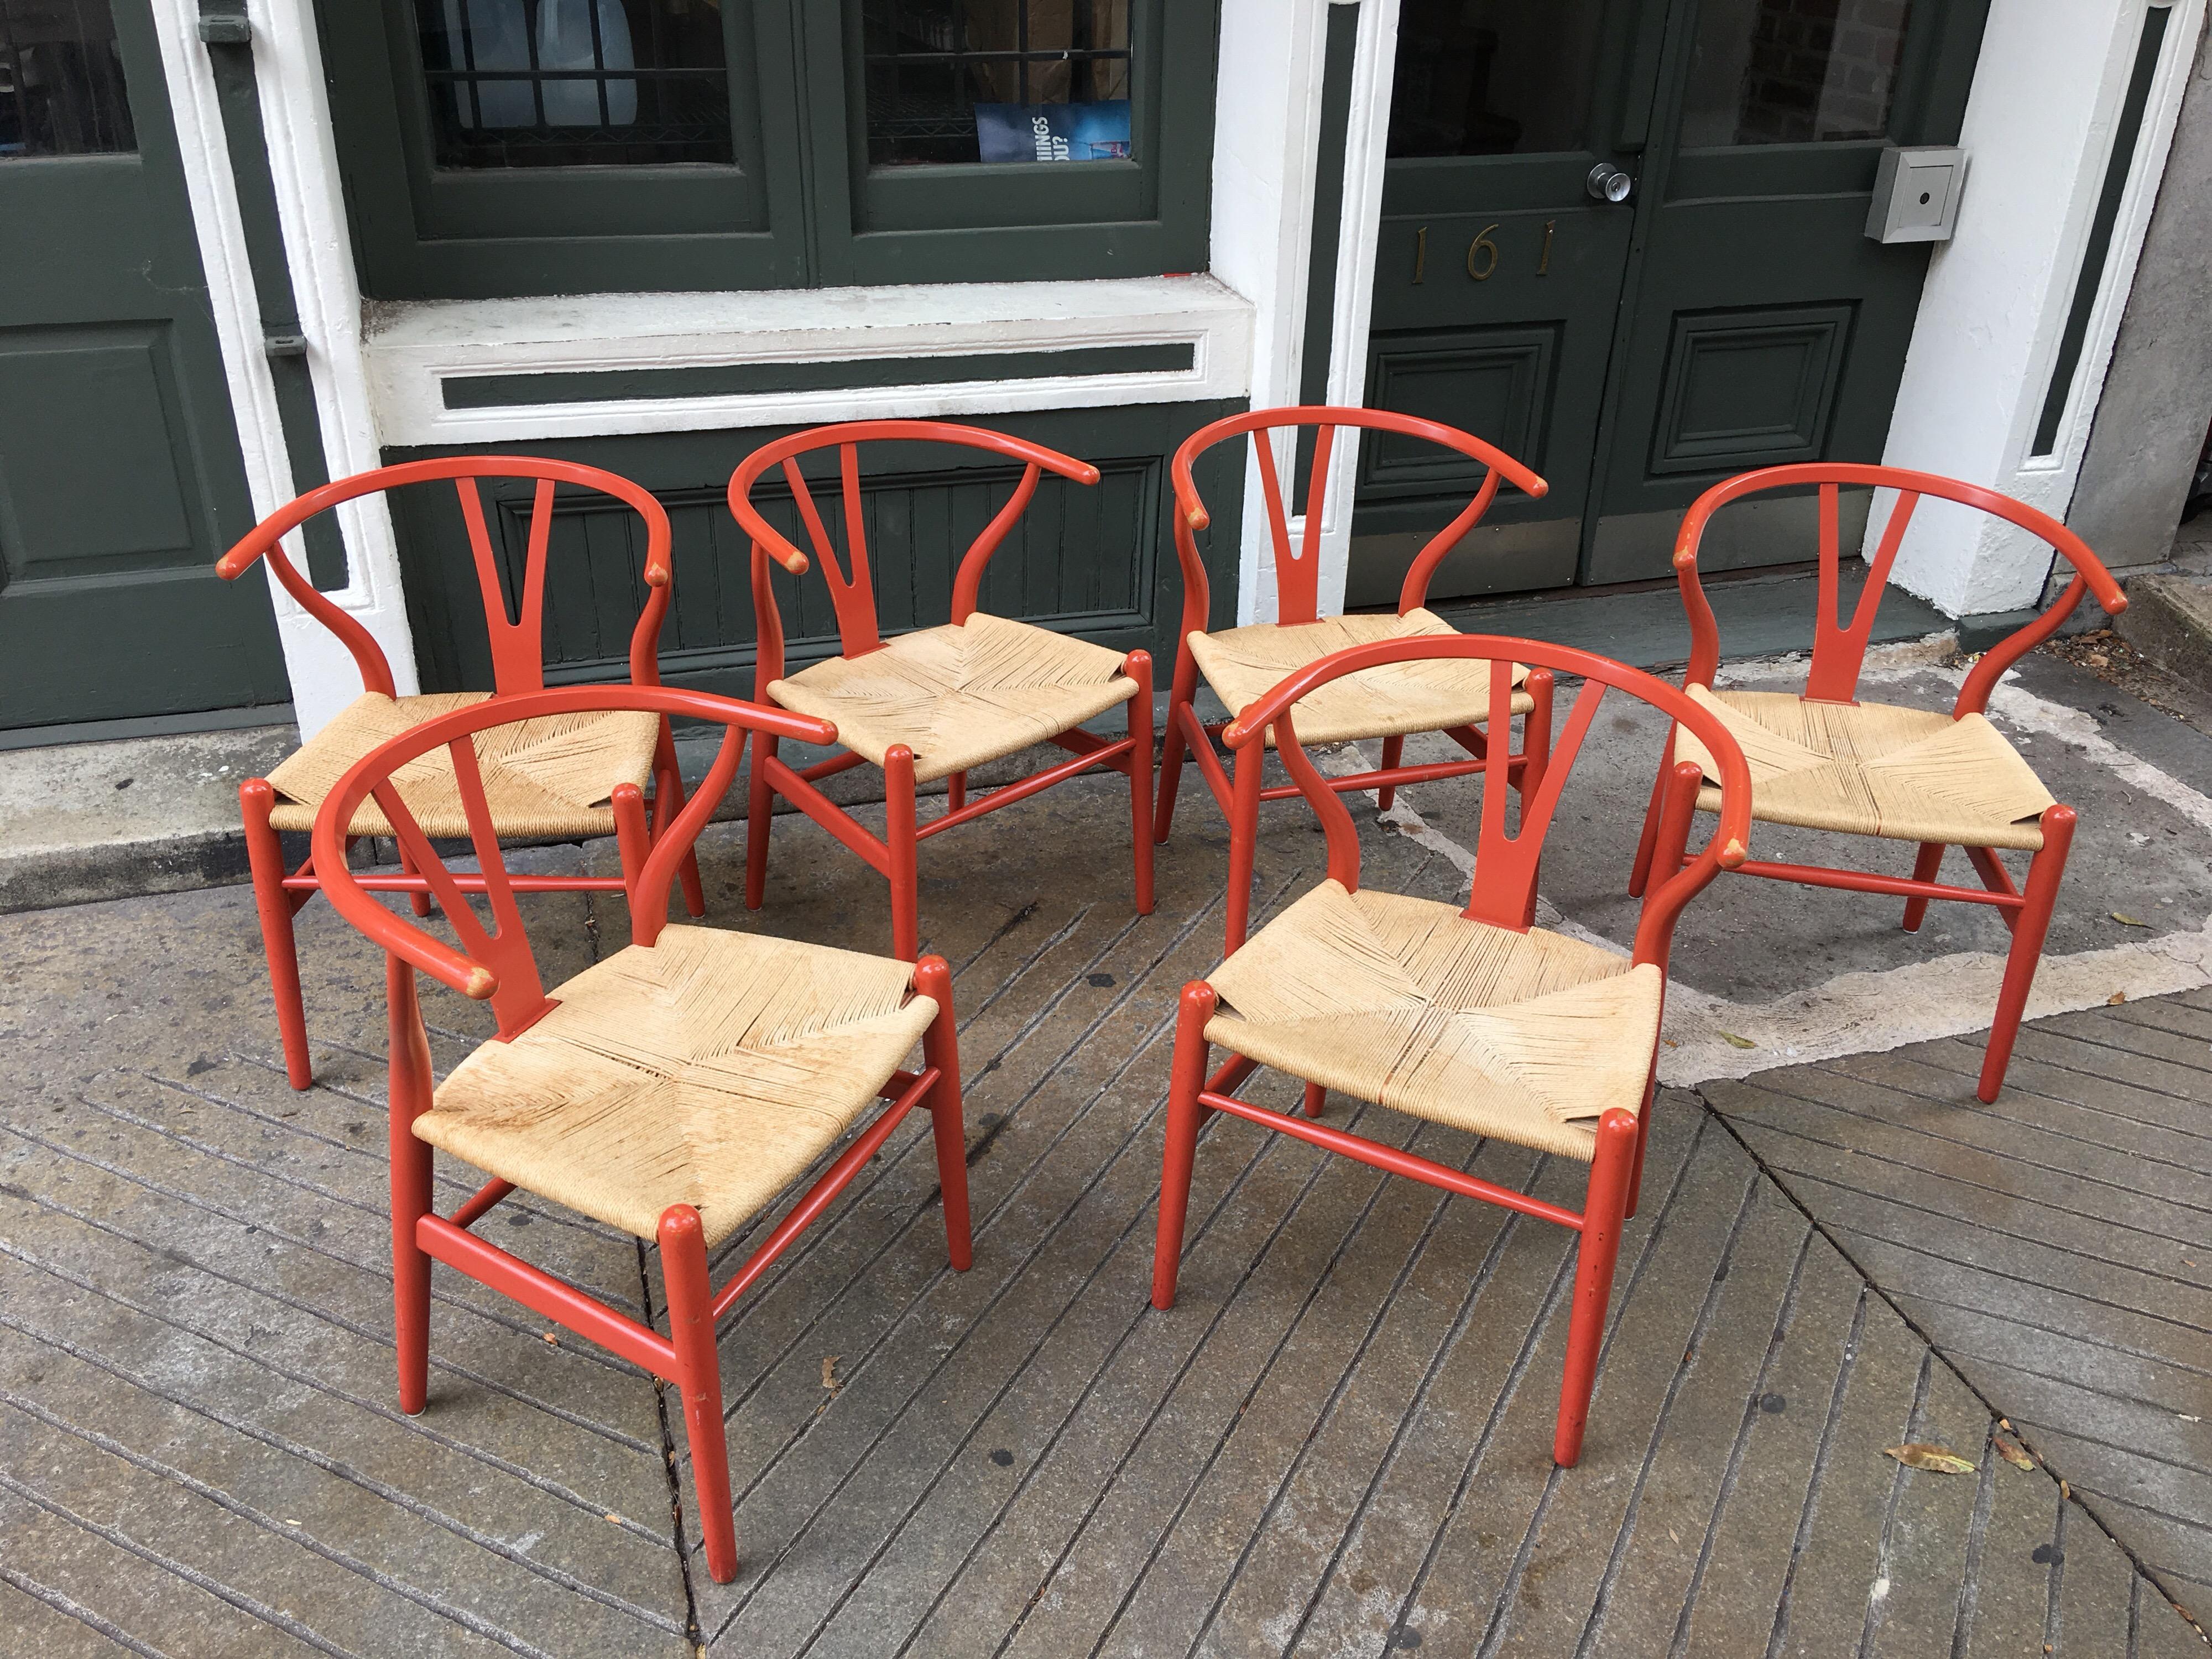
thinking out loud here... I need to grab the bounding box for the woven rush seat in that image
[766,611,1138,784]
[1186,608,1532,748]
[1671,686,2054,851]
[1204,880,1662,1160]
[265,691,660,838]
[415,926,938,1246]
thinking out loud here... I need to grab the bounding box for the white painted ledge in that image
[363,274,1257,447]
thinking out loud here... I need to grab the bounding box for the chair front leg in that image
[1626,747,1674,900]
[886,744,921,961]
[1225,743,1264,954]
[1154,644,1200,845]
[1554,1107,1640,1467]
[1376,735,1406,813]
[745,734,778,912]
[1978,806,2075,1104]
[1151,982,1217,1310]
[653,718,707,917]
[242,778,314,1091]
[1519,669,1554,802]
[1902,842,1947,931]
[660,1204,738,1584]
[914,954,972,1271]
[1126,650,1156,916]
[387,955,436,1416]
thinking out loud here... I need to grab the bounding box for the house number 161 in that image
[1411,221,1555,283]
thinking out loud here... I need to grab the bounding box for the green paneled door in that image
[1360,0,1989,600]
[0,0,286,733]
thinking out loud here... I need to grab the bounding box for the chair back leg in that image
[242,779,315,1090]
[1901,841,1946,930]
[651,721,708,918]
[660,1205,738,1584]
[1126,651,1156,915]
[1224,747,1263,953]
[1154,649,1200,845]
[387,956,436,1416]
[1978,805,2075,1103]
[915,956,973,1271]
[1553,1107,1640,1467]
[745,735,778,912]
[1375,735,1406,812]
[1151,983,1217,1311]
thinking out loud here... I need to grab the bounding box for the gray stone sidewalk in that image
[2,643,2210,1656]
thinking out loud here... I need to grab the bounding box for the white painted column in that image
[1882,0,2205,618]
[146,0,413,739]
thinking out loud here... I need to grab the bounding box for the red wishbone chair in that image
[218,457,704,1090]
[1151,635,1752,1467]
[1627,465,2127,1102]
[1155,406,1554,950]
[729,421,1154,961]
[311,685,971,1585]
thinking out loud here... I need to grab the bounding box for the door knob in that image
[1586,163,1633,204]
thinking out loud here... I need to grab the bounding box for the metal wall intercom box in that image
[1866,147,1968,244]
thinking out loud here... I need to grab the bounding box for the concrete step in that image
[2116,570,2212,694]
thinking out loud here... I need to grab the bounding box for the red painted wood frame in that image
[1626,463,2128,1102]
[1153,406,1557,948]
[310,685,973,1586]
[1151,633,1752,1468]
[728,420,1155,961]
[218,457,705,1091]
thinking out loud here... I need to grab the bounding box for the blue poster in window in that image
[974,101,1132,163]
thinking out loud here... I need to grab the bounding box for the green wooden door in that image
[1358,0,1987,602]
[0,0,286,733]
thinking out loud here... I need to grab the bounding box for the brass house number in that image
[1412,220,1556,283]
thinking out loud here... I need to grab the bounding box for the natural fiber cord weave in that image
[1206,881,1662,1160]
[1671,687,2054,851]
[417,927,937,1245]
[265,692,661,838]
[768,611,1138,783]
[1186,608,1532,748]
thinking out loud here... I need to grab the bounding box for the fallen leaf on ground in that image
[1886,1443,1978,1474]
[1995,1433,2035,1470]
[542,1331,559,1345]
[822,1355,841,1393]
[2109,992,2128,1005]
[2111,912,2150,927]
[1719,1031,1757,1050]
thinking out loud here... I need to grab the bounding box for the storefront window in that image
[862,1,1131,167]
[1681,0,1914,148]
[417,0,732,167]
[0,0,136,158]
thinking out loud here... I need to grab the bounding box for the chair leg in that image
[886,745,921,961]
[745,735,776,912]
[1126,650,1156,916]
[947,770,967,815]
[387,954,436,1416]
[1554,1107,1640,1467]
[660,1205,738,1585]
[654,721,707,918]
[399,841,434,918]
[1302,1082,1327,1119]
[1518,669,1554,804]
[912,954,972,1271]
[1902,843,1945,931]
[1225,744,1263,954]
[242,779,314,1091]
[1376,735,1405,813]
[1151,982,1217,1311]
[1626,756,1671,900]
[1979,806,2075,1104]
[1154,649,1199,845]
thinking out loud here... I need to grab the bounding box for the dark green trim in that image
[0,702,295,752]
[199,0,345,589]
[2032,3,2170,458]
[441,343,1197,409]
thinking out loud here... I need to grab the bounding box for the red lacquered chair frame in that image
[1155,405,1555,950]
[1151,634,1751,1467]
[729,420,1154,961]
[311,685,972,1586]
[1626,464,2127,1102]
[218,457,705,1090]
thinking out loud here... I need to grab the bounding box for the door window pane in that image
[418,0,732,168]
[1682,0,1913,147]
[863,1,1132,168]
[0,0,135,158]
[1385,0,1606,158]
